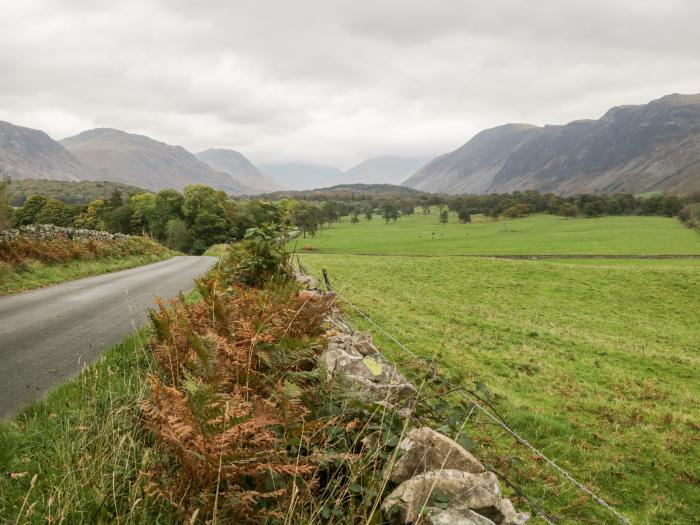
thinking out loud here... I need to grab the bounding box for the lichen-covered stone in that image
[382,470,503,524]
[391,427,485,484]
[321,329,415,403]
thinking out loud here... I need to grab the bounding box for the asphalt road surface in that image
[0,255,216,418]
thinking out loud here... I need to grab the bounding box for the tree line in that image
[2,178,698,254]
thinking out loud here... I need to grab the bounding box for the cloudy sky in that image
[1,0,699,169]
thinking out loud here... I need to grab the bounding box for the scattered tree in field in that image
[439,209,449,224]
[457,209,471,223]
[421,204,431,214]
[350,211,360,224]
[502,203,534,219]
[556,203,578,219]
[364,206,373,221]
[379,202,399,223]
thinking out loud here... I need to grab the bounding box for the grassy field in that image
[299,213,700,524]
[293,213,700,256]
[0,252,175,296]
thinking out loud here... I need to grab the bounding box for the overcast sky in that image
[1,0,699,169]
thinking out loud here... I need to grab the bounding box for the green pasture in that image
[299,213,700,524]
[292,213,700,256]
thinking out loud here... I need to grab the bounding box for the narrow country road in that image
[0,255,216,418]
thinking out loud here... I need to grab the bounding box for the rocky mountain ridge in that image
[0,121,94,182]
[403,93,700,195]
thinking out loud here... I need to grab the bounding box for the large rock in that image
[294,272,319,291]
[391,427,485,483]
[321,330,415,403]
[382,470,503,524]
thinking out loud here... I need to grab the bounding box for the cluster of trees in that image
[445,190,694,219]
[5,176,698,253]
[8,185,282,254]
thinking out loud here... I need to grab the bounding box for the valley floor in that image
[299,214,700,525]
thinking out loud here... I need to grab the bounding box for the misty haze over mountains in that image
[1,93,699,195]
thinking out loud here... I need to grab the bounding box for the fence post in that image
[321,268,333,292]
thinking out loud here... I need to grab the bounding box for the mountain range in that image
[404,93,700,195]
[0,121,424,194]
[259,155,431,190]
[61,129,253,194]
[2,93,699,196]
[196,149,283,193]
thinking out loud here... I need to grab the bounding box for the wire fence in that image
[319,267,633,525]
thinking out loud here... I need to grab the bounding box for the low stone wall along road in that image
[0,255,216,418]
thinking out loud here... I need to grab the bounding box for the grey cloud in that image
[0,0,699,167]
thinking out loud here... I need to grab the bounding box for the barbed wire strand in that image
[328,282,633,525]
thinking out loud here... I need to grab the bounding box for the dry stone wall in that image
[0,224,131,242]
[296,272,529,525]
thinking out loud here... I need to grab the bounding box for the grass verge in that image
[201,243,230,257]
[0,329,175,524]
[0,252,175,296]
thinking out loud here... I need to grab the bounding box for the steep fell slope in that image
[61,128,252,194]
[0,121,94,181]
[404,94,700,194]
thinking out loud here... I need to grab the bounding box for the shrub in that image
[221,225,292,287]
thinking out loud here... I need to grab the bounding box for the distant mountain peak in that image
[0,121,94,181]
[60,128,253,194]
[196,148,284,193]
[344,155,433,185]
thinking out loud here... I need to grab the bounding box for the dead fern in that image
[143,269,336,522]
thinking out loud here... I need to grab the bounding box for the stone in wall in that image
[390,426,485,484]
[321,328,416,405]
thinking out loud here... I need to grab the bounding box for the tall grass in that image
[0,330,176,524]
